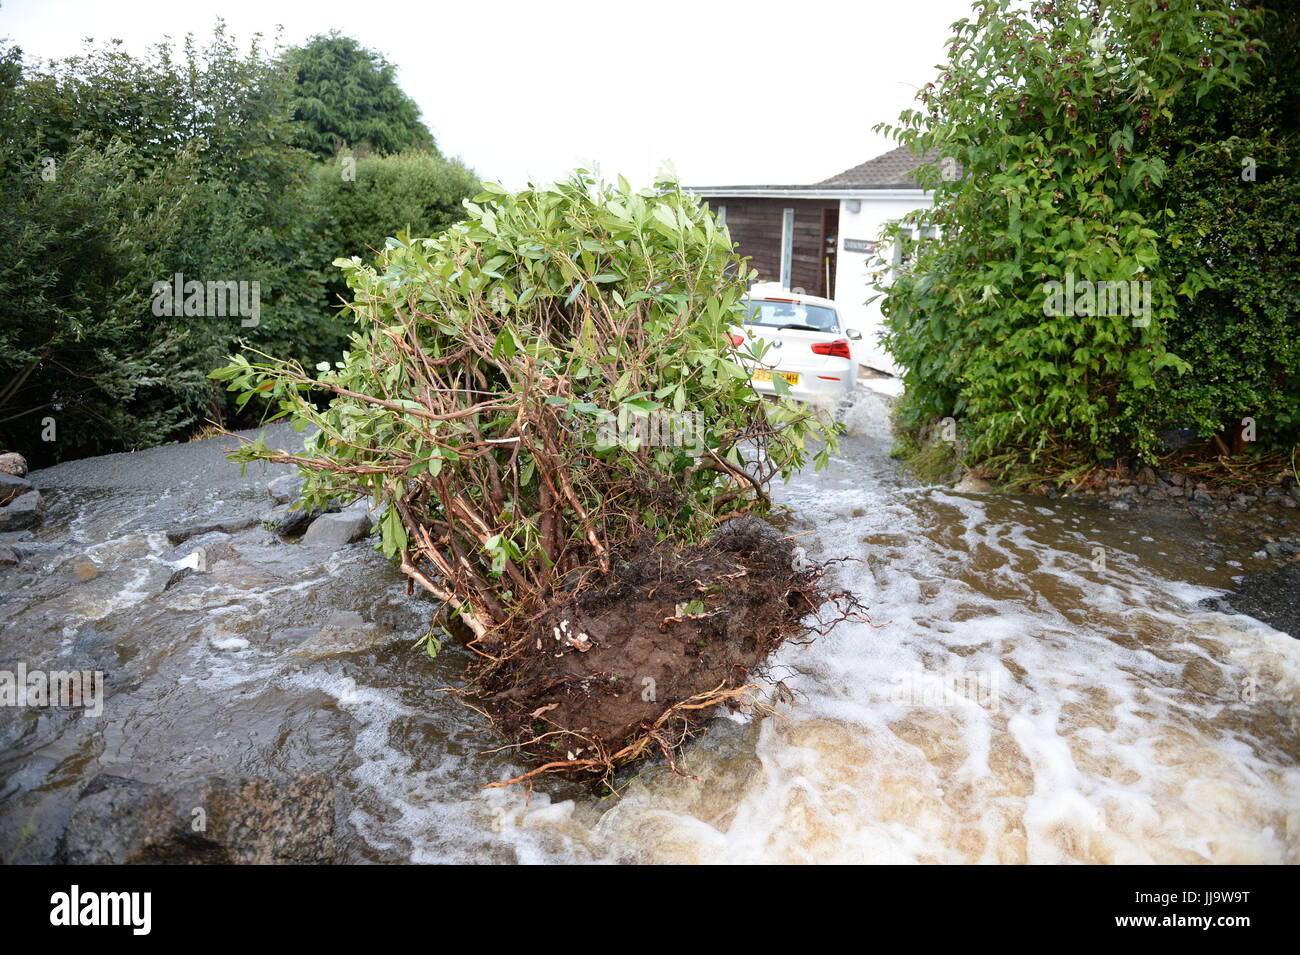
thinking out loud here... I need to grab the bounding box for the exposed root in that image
[468,517,869,788]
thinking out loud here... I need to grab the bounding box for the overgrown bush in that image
[0,27,480,465]
[214,173,835,643]
[0,27,342,462]
[876,0,1262,478]
[0,138,211,457]
[308,150,480,311]
[1143,0,1300,454]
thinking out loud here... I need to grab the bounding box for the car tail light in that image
[811,339,852,359]
[728,333,745,348]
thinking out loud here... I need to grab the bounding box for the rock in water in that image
[300,511,372,548]
[266,503,324,538]
[160,530,235,566]
[954,472,993,493]
[0,489,44,530]
[61,773,338,864]
[165,513,261,545]
[0,452,27,476]
[0,473,33,506]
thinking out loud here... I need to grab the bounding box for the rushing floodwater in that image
[2,390,1297,863]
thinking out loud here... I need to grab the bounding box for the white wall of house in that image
[833,190,932,376]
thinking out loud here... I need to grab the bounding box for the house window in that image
[780,207,795,289]
[716,204,727,226]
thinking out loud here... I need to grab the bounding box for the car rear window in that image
[743,299,839,332]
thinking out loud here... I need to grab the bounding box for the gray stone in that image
[165,513,261,546]
[160,531,235,566]
[0,490,44,531]
[61,773,338,864]
[266,474,305,504]
[300,511,372,548]
[0,472,33,506]
[270,504,322,538]
[291,611,398,659]
[0,545,20,566]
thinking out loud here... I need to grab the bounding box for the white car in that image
[730,286,860,405]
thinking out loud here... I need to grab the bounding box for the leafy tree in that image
[0,27,347,464]
[876,0,1261,476]
[0,137,211,459]
[0,25,472,466]
[288,33,434,160]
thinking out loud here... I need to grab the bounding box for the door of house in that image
[819,207,839,299]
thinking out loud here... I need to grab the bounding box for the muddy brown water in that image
[1,392,1297,863]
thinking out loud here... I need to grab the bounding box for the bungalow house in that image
[688,146,942,376]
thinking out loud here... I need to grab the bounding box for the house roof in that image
[687,145,948,198]
[818,146,945,188]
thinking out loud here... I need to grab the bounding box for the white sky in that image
[2,0,973,188]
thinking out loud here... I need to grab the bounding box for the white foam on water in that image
[469,391,1300,864]
[283,668,600,863]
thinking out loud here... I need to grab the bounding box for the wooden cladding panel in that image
[703,197,838,295]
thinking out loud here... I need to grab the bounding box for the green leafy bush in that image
[307,150,480,311]
[0,137,214,458]
[1142,0,1300,453]
[876,0,1261,476]
[215,173,834,641]
[0,27,471,464]
[0,28,346,462]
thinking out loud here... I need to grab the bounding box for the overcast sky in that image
[3,0,973,188]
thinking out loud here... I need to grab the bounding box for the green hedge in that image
[876,0,1294,478]
[0,29,478,466]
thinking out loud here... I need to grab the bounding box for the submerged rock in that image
[291,610,398,659]
[266,503,323,538]
[160,530,235,566]
[165,514,261,546]
[61,773,338,864]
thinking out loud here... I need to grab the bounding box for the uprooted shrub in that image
[212,172,852,782]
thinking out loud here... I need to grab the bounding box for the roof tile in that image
[818,146,949,187]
